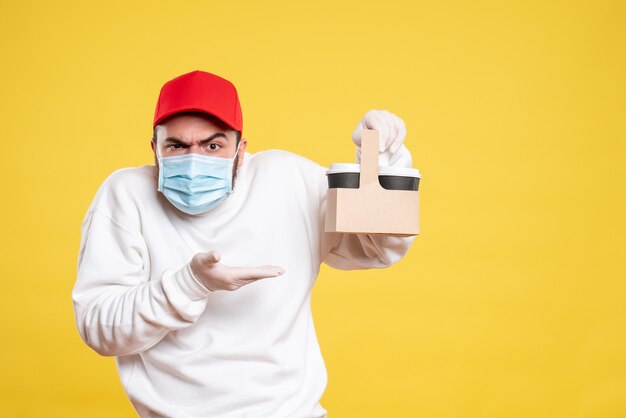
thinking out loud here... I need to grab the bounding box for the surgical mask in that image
[157,143,241,215]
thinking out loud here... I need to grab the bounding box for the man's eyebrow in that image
[163,137,188,145]
[199,133,228,144]
[163,133,228,145]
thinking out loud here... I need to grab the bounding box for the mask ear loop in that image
[155,130,164,161]
[231,139,242,161]
[155,133,166,192]
[229,139,244,193]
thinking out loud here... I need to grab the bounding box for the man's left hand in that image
[351,109,407,154]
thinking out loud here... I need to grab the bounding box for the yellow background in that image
[1,0,625,416]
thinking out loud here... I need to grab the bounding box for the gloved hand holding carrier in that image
[325,129,420,236]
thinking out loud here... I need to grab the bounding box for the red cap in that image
[153,70,243,133]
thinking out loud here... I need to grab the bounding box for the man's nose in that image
[187,145,205,154]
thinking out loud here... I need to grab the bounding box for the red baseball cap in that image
[153,70,243,133]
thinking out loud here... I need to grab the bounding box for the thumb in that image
[200,250,221,265]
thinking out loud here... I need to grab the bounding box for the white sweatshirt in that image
[72,147,415,418]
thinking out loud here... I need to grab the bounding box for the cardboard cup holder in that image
[324,129,420,236]
[327,163,421,191]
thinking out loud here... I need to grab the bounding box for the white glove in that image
[190,250,285,291]
[352,109,407,155]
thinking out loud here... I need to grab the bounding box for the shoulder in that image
[101,165,157,190]
[94,165,157,206]
[88,165,159,229]
[244,150,328,205]
[247,149,326,178]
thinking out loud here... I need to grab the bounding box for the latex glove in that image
[352,109,407,156]
[190,250,285,291]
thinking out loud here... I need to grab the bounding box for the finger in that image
[390,138,402,155]
[364,109,383,130]
[201,250,221,264]
[372,111,389,152]
[352,123,363,145]
[397,120,408,153]
[389,120,399,154]
[380,119,390,152]
[231,265,285,281]
[382,116,395,153]
[363,111,376,129]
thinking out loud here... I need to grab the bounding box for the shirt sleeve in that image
[72,208,212,357]
[319,144,417,270]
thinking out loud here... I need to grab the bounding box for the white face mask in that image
[157,142,241,215]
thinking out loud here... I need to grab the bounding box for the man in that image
[72,70,416,417]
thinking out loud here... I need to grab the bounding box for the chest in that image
[142,179,320,283]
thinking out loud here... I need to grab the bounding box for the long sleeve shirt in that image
[72,146,415,418]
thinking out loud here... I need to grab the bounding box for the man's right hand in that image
[189,251,285,291]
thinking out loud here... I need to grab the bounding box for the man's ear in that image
[151,139,158,166]
[237,138,248,168]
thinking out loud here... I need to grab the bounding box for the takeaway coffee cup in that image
[326,163,421,191]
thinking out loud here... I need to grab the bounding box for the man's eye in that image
[208,143,220,151]
[167,144,184,150]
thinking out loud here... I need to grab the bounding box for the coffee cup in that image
[326,163,420,191]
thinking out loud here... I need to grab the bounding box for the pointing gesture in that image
[190,250,285,291]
